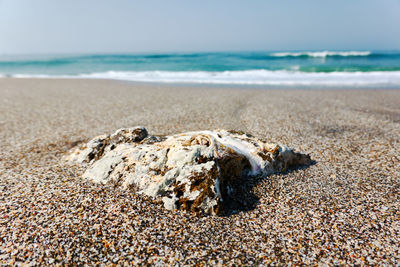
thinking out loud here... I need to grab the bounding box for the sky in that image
[0,0,400,54]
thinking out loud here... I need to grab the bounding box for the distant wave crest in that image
[8,70,400,88]
[270,51,372,58]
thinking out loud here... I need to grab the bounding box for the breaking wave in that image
[10,70,400,88]
[270,51,372,58]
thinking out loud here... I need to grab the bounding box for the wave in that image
[8,70,400,88]
[0,58,74,66]
[270,51,372,58]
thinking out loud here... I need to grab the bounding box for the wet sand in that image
[0,78,399,265]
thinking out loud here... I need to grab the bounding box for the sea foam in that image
[77,70,400,88]
[270,51,372,58]
[6,70,400,88]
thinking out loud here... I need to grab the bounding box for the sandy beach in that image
[0,78,399,265]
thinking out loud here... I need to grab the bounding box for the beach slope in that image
[0,78,399,265]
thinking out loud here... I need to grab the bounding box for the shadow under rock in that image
[220,160,316,216]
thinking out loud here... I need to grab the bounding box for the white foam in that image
[79,70,400,88]
[3,69,400,88]
[270,51,372,58]
[11,74,59,78]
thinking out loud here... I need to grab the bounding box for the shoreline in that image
[1,78,399,265]
[2,76,400,91]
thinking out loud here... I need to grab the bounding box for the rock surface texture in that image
[66,127,311,215]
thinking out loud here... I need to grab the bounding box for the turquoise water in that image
[1,51,400,88]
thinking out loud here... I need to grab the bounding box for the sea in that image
[1,50,400,88]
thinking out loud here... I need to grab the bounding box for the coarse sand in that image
[0,78,399,265]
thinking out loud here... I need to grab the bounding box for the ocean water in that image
[1,51,400,88]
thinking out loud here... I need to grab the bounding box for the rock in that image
[65,126,148,164]
[66,127,311,215]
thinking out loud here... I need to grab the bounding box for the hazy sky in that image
[1,0,399,54]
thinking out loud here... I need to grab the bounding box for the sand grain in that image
[0,79,399,265]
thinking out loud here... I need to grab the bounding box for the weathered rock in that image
[66,127,311,215]
[66,126,148,164]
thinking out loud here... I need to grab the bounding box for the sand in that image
[0,78,399,265]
